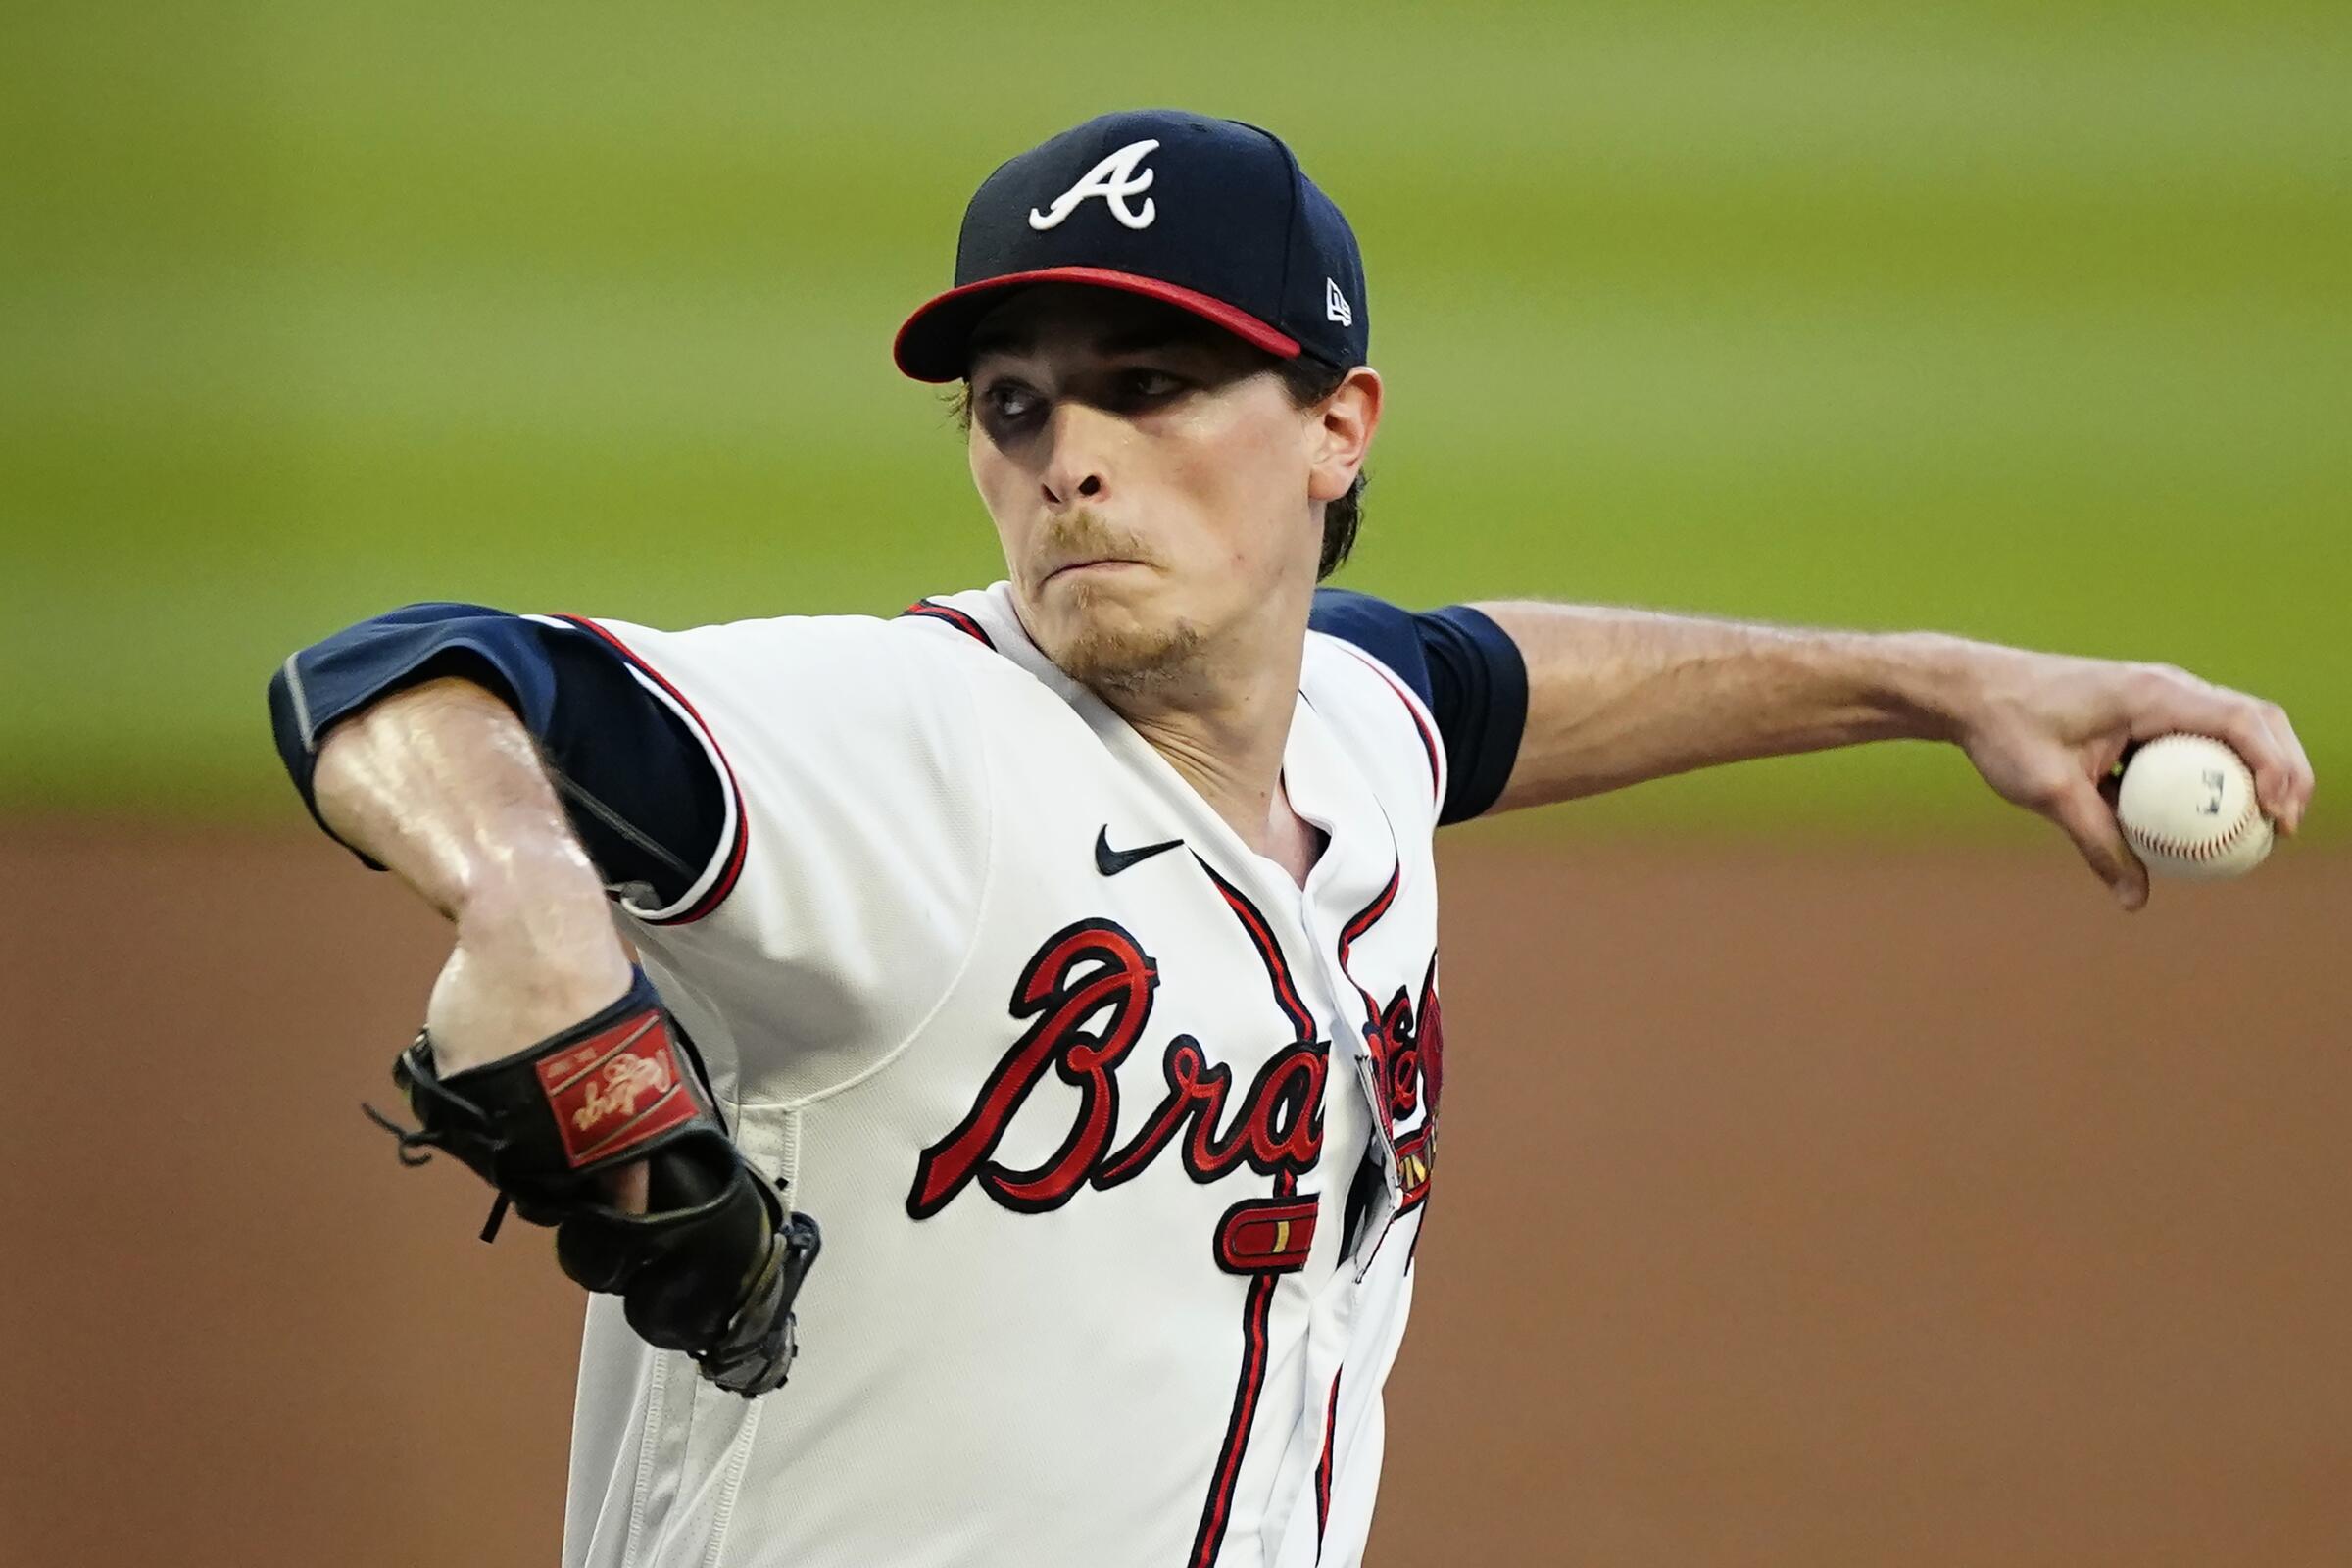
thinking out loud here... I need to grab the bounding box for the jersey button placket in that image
[1296,905,1403,1279]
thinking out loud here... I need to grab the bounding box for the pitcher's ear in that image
[1307,367,1382,504]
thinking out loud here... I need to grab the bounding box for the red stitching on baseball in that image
[2124,735,2261,862]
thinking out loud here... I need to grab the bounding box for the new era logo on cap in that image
[1325,277,1352,326]
[893,110,1370,383]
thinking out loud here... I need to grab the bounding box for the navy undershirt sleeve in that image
[1309,589,1529,825]
[267,604,724,906]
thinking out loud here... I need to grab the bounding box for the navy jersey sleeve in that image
[1309,589,1528,825]
[267,604,726,912]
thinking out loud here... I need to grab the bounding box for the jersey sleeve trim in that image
[278,651,320,753]
[269,604,733,912]
[899,599,998,649]
[534,614,747,925]
[267,610,576,863]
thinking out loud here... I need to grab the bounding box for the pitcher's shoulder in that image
[1305,588,1529,828]
[1303,627,1446,826]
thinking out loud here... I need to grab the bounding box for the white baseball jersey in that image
[270,580,1526,1567]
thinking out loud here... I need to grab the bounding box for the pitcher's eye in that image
[981,381,1041,423]
[1115,368,1185,405]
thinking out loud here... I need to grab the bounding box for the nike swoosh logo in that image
[1095,825,1184,877]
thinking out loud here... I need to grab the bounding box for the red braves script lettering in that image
[907,920,1327,1219]
[1413,957,1444,1120]
[1367,989,1419,1122]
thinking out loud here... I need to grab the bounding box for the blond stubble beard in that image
[1046,583,1206,699]
[1026,510,1208,700]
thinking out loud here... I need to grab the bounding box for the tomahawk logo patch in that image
[1030,138,1161,231]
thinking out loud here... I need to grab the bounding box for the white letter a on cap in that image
[1029,139,1160,232]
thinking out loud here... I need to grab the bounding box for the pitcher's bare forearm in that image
[1470,600,2310,907]
[1474,602,1966,810]
[311,675,634,1072]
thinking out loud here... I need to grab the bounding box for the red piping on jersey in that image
[1333,642,1441,809]
[1335,862,1399,970]
[1188,866,1318,1568]
[553,615,748,925]
[1191,1173,1294,1568]
[1193,858,1317,1041]
[1314,1367,1343,1548]
[899,599,997,649]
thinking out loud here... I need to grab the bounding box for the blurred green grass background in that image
[4,1,2343,836]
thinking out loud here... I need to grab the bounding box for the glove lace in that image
[362,1041,516,1241]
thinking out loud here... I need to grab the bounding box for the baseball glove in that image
[364,968,821,1397]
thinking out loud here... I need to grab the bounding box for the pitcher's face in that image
[964,287,1330,697]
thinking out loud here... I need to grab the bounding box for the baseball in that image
[2116,734,2274,879]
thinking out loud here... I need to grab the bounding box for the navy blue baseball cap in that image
[894,110,1368,383]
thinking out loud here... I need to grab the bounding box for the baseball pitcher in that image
[267,110,2313,1567]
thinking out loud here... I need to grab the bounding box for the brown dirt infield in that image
[5,825,2346,1567]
